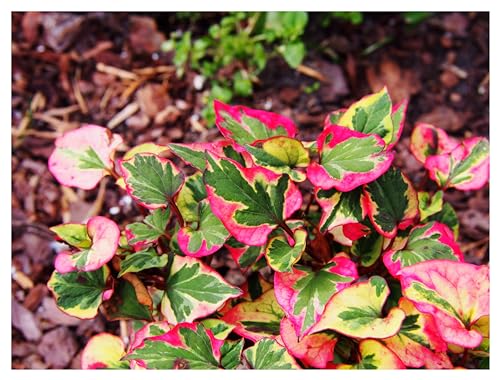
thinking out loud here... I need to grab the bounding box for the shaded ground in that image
[11,12,489,369]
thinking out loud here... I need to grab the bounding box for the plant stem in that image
[280,222,295,243]
[169,199,185,228]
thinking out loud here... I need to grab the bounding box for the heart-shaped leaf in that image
[274,255,358,337]
[118,248,169,277]
[54,216,120,273]
[383,222,463,277]
[81,333,128,369]
[161,255,242,324]
[128,321,171,353]
[222,289,284,342]
[244,338,300,369]
[50,223,91,249]
[307,125,394,192]
[265,227,307,272]
[204,153,302,246]
[48,125,122,190]
[47,265,112,319]
[169,141,245,171]
[334,87,395,145]
[178,200,230,257]
[425,137,489,191]
[280,317,337,369]
[176,172,208,223]
[426,202,459,239]
[399,260,489,348]
[337,339,405,369]
[383,298,453,369]
[120,153,184,210]
[125,209,170,251]
[351,229,384,267]
[363,167,419,238]
[214,100,297,145]
[225,239,265,269]
[244,136,309,181]
[410,123,459,164]
[311,276,406,339]
[127,322,223,369]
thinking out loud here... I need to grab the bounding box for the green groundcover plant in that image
[46,88,489,369]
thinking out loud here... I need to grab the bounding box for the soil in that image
[11,12,489,369]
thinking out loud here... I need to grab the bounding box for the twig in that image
[296,64,330,83]
[72,69,89,114]
[107,102,140,129]
[43,104,80,117]
[96,62,139,81]
[12,267,34,289]
[85,177,109,220]
[81,41,113,61]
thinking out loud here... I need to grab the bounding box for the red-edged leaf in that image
[410,123,459,164]
[120,153,184,210]
[363,167,419,238]
[222,289,284,342]
[274,255,358,338]
[225,239,265,269]
[54,216,120,273]
[383,298,453,369]
[383,222,463,278]
[399,260,489,348]
[280,317,336,368]
[127,322,224,369]
[81,333,128,369]
[48,125,122,190]
[214,100,297,145]
[204,152,302,246]
[337,339,406,369]
[125,209,170,251]
[386,99,409,150]
[160,255,242,324]
[307,125,394,191]
[243,337,301,369]
[425,137,490,191]
[310,276,406,339]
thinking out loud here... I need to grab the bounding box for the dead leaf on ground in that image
[37,297,81,327]
[41,13,85,52]
[12,299,42,342]
[129,16,165,55]
[38,327,78,368]
[136,83,170,117]
[417,105,465,132]
[366,57,421,103]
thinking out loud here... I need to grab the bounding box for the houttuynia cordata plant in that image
[46,87,490,369]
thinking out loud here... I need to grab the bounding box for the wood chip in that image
[96,62,139,81]
[23,283,48,311]
[12,267,34,289]
[296,64,330,83]
[107,101,140,129]
[12,299,41,341]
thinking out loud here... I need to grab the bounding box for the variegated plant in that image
[47,87,489,370]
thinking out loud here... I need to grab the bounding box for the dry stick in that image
[107,102,140,129]
[72,69,89,114]
[296,64,330,83]
[96,62,139,81]
[169,200,185,228]
[85,177,109,220]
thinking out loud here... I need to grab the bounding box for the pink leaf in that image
[48,125,122,190]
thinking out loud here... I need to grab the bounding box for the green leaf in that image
[426,202,459,239]
[47,266,111,319]
[125,209,170,249]
[222,289,284,342]
[204,152,302,246]
[337,87,394,144]
[244,338,300,369]
[120,153,184,209]
[201,319,236,340]
[221,339,244,369]
[363,167,419,238]
[233,70,253,97]
[161,255,242,323]
[274,256,358,337]
[118,248,169,277]
[280,41,305,68]
[311,276,405,339]
[265,228,306,272]
[102,274,153,321]
[351,230,384,267]
[127,323,222,369]
[316,187,364,233]
[244,136,310,181]
[176,172,208,223]
[307,125,394,192]
[418,190,443,220]
[50,223,91,249]
[337,339,405,369]
[178,200,229,257]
